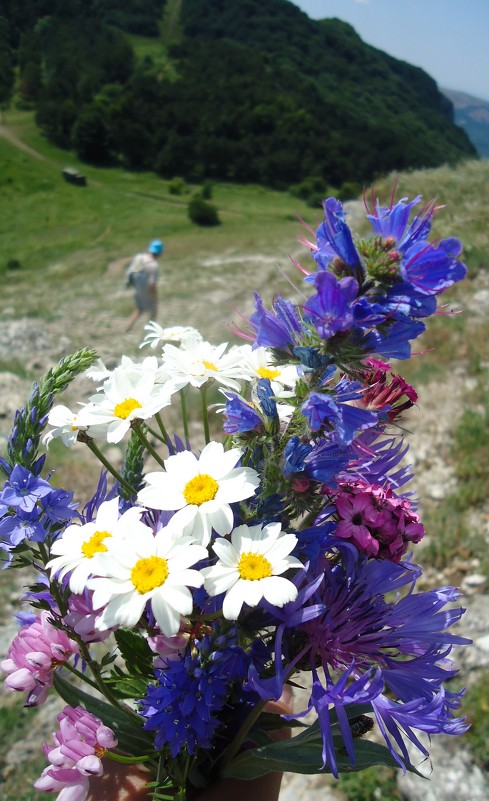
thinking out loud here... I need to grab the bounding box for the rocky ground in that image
[0,227,488,800]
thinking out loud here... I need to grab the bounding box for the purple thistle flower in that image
[282,545,469,771]
[347,433,414,491]
[371,688,469,769]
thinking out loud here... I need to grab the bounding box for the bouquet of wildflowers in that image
[0,193,471,801]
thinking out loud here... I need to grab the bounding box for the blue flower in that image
[282,437,313,478]
[366,195,428,249]
[303,439,350,484]
[249,292,302,349]
[141,630,252,758]
[314,198,365,283]
[304,272,359,340]
[39,489,78,525]
[256,378,278,420]
[401,239,467,296]
[302,385,378,444]
[1,465,52,514]
[0,509,46,549]
[222,392,263,434]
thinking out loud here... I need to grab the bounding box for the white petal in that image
[261,576,298,607]
[211,538,238,566]
[222,582,246,620]
[202,566,238,596]
[151,592,182,636]
[205,504,234,537]
[98,592,145,629]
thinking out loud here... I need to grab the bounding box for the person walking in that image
[125,239,164,332]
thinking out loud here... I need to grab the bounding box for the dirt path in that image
[0,123,49,161]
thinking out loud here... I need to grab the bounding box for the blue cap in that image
[148,239,164,255]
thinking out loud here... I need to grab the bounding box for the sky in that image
[292,0,489,103]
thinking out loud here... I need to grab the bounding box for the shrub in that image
[201,180,213,200]
[187,195,220,226]
[168,177,187,195]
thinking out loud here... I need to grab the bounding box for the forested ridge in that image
[0,0,476,189]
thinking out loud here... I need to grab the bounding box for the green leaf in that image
[53,674,155,757]
[221,733,410,780]
[114,628,154,677]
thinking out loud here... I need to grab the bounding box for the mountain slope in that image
[2,0,477,187]
[443,89,489,158]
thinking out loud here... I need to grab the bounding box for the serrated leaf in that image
[114,628,154,677]
[105,675,152,700]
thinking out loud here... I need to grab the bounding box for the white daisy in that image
[47,498,145,594]
[78,360,174,443]
[201,522,302,620]
[137,441,260,546]
[237,345,300,398]
[160,339,246,392]
[88,525,207,636]
[140,321,203,350]
[42,404,87,448]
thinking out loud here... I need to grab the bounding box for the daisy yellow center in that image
[257,366,280,380]
[131,556,169,594]
[202,360,218,371]
[183,474,219,505]
[114,397,142,419]
[238,552,272,581]
[81,530,112,558]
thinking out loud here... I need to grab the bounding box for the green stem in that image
[76,638,135,715]
[155,412,171,449]
[180,388,189,441]
[132,423,166,468]
[63,661,99,691]
[218,698,266,770]
[107,752,157,764]
[82,436,135,495]
[200,385,210,445]
[146,426,167,444]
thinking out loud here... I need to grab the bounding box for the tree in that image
[72,105,111,163]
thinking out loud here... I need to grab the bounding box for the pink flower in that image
[1,611,79,706]
[334,480,425,561]
[148,631,190,666]
[360,360,418,421]
[63,591,113,644]
[34,705,117,801]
